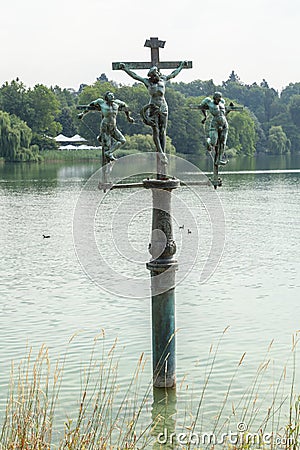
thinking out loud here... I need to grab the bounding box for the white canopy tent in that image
[54,134,87,143]
[70,134,87,143]
[54,134,101,150]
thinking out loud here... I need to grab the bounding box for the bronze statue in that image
[119,62,187,164]
[199,92,230,165]
[198,92,242,165]
[78,91,134,162]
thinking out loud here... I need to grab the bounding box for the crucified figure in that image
[119,61,187,165]
[199,92,243,166]
[78,91,134,162]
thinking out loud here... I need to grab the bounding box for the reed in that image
[0,344,63,449]
[0,334,156,449]
[40,149,102,161]
[0,331,299,449]
[173,329,300,449]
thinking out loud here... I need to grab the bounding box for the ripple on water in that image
[0,165,299,428]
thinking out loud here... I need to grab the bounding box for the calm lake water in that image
[0,154,300,443]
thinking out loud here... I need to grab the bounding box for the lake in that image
[0,154,299,445]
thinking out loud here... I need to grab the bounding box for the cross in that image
[112,36,192,71]
[145,37,165,67]
[97,38,214,391]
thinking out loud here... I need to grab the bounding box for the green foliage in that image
[270,115,299,153]
[42,148,102,161]
[246,109,267,153]
[0,80,62,140]
[0,111,19,160]
[123,133,155,153]
[10,114,32,148]
[57,107,78,137]
[51,86,78,137]
[171,79,217,97]
[224,148,238,158]
[269,91,300,152]
[97,73,109,82]
[171,71,300,154]
[51,85,76,108]
[281,82,300,102]
[221,78,278,126]
[226,70,241,84]
[25,84,62,135]
[0,79,27,118]
[267,126,291,154]
[122,133,175,155]
[31,133,58,151]
[167,89,203,154]
[116,83,149,135]
[227,108,257,156]
[0,111,41,161]
[3,73,300,161]
[288,95,300,127]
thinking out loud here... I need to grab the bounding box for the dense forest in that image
[0,71,299,161]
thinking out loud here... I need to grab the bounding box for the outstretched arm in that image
[119,63,148,86]
[189,98,210,122]
[166,61,188,81]
[201,109,208,124]
[77,103,96,119]
[124,109,134,123]
[115,100,135,123]
[77,99,103,119]
[225,102,243,115]
[78,110,88,120]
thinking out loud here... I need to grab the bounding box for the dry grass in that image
[0,334,155,449]
[0,344,61,449]
[0,330,300,449]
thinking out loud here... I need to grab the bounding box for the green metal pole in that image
[144,178,179,388]
[150,268,176,387]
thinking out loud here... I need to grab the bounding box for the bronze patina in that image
[77,91,134,162]
[113,37,192,178]
[191,93,243,188]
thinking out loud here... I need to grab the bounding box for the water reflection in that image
[152,387,177,449]
[0,153,300,438]
[0,154,299,191]
[0,161,100,192]
[190,153,300,173]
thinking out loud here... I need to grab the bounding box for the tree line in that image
[0,71,299,161]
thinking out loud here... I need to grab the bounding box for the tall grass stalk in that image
[187,325,231,443]
[1,332,300,449]
[0,335,156,449]
[0,344,64,449]
[60,333,155,449]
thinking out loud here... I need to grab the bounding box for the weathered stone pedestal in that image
[144,178,179,388]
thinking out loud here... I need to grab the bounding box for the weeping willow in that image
[0,111,40,161]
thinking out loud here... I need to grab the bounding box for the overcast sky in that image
[1,0,299,92]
